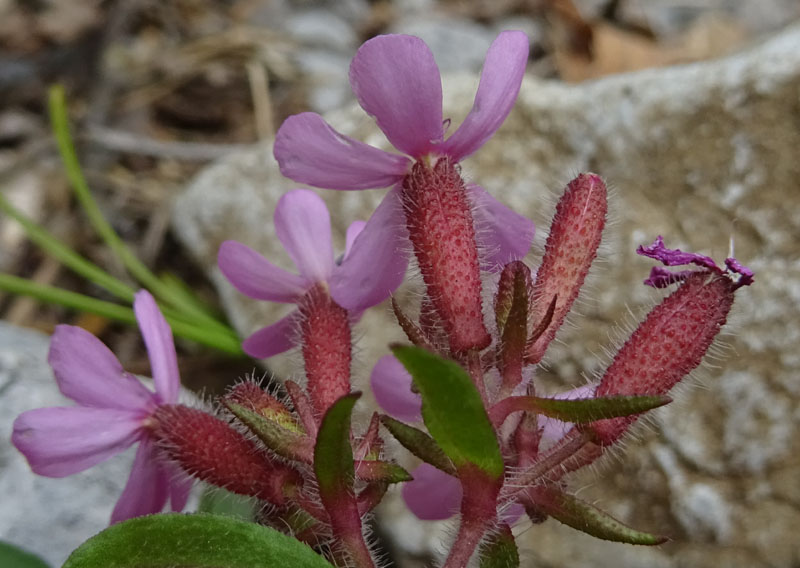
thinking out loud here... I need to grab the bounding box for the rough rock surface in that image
[173,24,800,567]
[0,322,134,566]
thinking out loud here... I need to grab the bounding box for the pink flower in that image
[274,32,534,269]
[218,189,406,358]
[11,290,191,524]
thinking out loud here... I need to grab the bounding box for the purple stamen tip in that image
[724,257,755,288]
[638,236,754,289]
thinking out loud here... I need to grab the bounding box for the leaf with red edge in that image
[490,394,671,426]
[314,393,360,499]
[527,485,668,545]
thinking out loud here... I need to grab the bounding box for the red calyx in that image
[527,173,607,364]
[152,404,301,504]
[401,157,490,353]
[591,272,736,444]
[299,284,353,418]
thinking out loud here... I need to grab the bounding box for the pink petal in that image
[349,34,444,158]
[242,311,300,359]
[500,502,525,525]
[11,406,144,478]
[330,186,408,311]
[370,355,422,422]
[274,190,334,283]
[441,31,529,161]
[111,438,170,523]
[468,184,535,271]
[48,325,154,411]
[274,112,410,190]
[134,290,180,405]
[344,221,366,259]
[169,473,193,512]
[219,240,307,302]
[402,463,462,521]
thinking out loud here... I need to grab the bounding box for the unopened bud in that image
[527,174,607,364]
[152,404,301,504]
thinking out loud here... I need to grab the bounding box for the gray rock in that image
[293,49,353,112]
[286,9,357,51]
[173,24,800,568]
[0,323,133,566]
[388,16,497,73]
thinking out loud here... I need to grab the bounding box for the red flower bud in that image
[527,174,607,364]
[152,404,300,504]
[591,272,736,444]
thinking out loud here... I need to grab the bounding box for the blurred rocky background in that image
[1,1,799,566]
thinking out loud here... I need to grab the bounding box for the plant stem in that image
[466,349,488,407]
[501,429,592,501]
[443,468,499,568]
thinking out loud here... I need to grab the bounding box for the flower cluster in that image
[12,30,753,568]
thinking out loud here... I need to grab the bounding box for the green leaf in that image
[528,486,668,545]
[314,392,360,499]
[494,394,671,425]
[379,415,456,475]
[313,394,375,566]
[0,540,50,568]
[62,513,333,567]
[225,401,313,462]
[391,345,503,479]
[478,524,519,568]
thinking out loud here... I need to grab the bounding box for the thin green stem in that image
[0,273,243,355]
[48,85,227,333]
[0,190,135,302]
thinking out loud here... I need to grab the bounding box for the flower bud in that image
[152,404,301,504]
[527,174,607,364]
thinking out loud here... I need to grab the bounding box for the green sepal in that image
[391,345,503,480]
[528,486,668,545]
[225,401,312,462]
[379,415,456,475]
[478,524,519,568]
[354,459,413,483]
[62,513,334,567]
